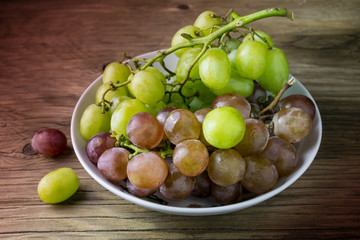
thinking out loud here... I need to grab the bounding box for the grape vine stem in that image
[140,8,293,71]
[102,8,293,112]
[259,76,296,115]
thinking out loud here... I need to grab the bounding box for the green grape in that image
[175,48,201,83]
[202,106,246,149]
[194,10,222,36]
[258,48,289,93]
[199,48,231,89]
[38,167,79,204]
[110,99,148,137]
[80,104,111,141]
[181,79,217,110]
[171,25,203,57]
[243,30,275,48]
[165,93,188,110]
[103,62,131,85]
[227,49,238,74]
[168,92,184,104]
[130,70,165,105]
[188,97,208,112]
[236,40,267,79]
[144,66,166,84]
[128,67,166,97]
[224,38,242,51]
[95,82,130,113]
[210,72,254,98]
[95,83,128,105]
[126,73,135,97]
[109,96,131,113]
[145,101,167,116]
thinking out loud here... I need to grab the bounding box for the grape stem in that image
[247,27,273,49]
[101,8,293,111]
[140,7,293,71]
[100,78,132,114]
[259,76,296,115]
[116,135,174,159]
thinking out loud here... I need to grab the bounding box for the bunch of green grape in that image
[79,8,316,205]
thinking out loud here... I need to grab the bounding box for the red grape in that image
[86,132,116,165]
[31,128,67,157]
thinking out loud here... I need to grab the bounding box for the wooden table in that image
[1,0,360,239]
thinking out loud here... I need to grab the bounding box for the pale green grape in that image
[202,106,245,149]
[164,93,188,109]
[181,79,217,110]
[175,48,201,83]
[188,97,205,112]
[258,48,289,93]
[130,70,165,105]
[227,49,238,74]
[243,30,275,48]
[110,99,148,137]
[194,10,222,36]
[236,40,267,79]
[38,168,79,204]
[210,72,254,98]
[95,83,128,105]
[80,104,111,141]
[109,95,131,113]
[145,101,167,116]
[103,62,131,85]
[128,67,165,96]
[126,73,135,97]
[199,48,231,89]
[171,25,203,57]
[144,66,166,84]
[224,38,242,51]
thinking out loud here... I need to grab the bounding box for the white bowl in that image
[71,50,322,216]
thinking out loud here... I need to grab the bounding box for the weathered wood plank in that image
[1,0,360,239]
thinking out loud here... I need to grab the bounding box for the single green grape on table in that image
[38,168,79,204]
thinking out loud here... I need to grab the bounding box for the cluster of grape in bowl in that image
[71,9,322,216]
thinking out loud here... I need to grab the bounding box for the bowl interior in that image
[71,50,322,216]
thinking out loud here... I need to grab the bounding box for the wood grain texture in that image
[1,0,360,239]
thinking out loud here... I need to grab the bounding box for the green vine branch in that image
[100,8,294,114]
[115,135,174,159]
